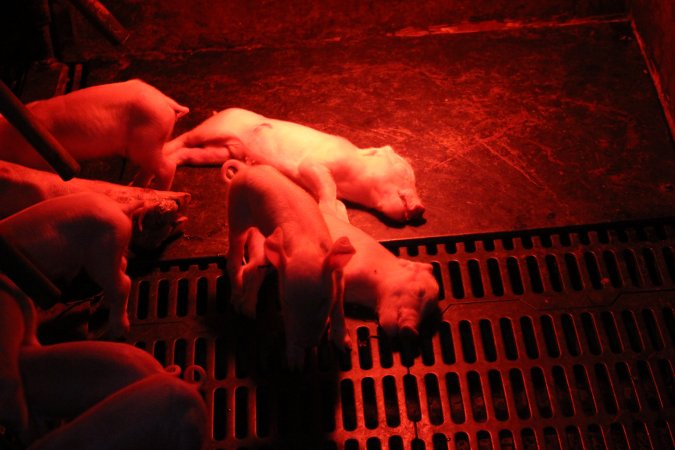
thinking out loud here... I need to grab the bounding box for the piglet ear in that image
[264,227,286,269]
[324,236,355,272]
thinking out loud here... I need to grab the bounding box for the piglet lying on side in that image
[323,214,439,337]
[0,79,188,189]
[167,108,424,222]
[0,193,132,338]
[223,161,355,368]
[0,160,190,251]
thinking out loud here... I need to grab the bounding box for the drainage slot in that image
[543,427,561,450]
[498,429,515,450]
[213,388,227,440]
[477,430,493,450]
[621,310,643,352]
[216,276,228,313]
[572,364,595,416]
[362,377,378,429]
[641,309,663,351]
[609,422,629,449]
[449,261,465,299]
[439,321,456,364]
[580,312,601,355]
[479,319,497,362]
[506,257,524,295]
[499,318,518,360]
[431,262,445,300]
[174,338,187,370]
[389,436,404,450]
[357,327,373,370]
[602,250,623,288]
[615,362,639,412]
[663,247,675,282]
[540,315,560,358]
[487,258,504,296]
[340,379,357,431]
[622,249,642,287]
[509,368,530,419]
[664,307,675,347]
[545,255,563,292]
[234,386,248,438]
[551,366,574,417]
[642,247,662,286]
[459,320,477,363]
[377,327,394,368]
[177,278,189,317]
[214,335,227,380]
[519,316,539,359]
[455,432,470,450]
[421,333,435,366]
[137,280,150,319]
[521,428,537,450]
[656,358,674,406]
[153,340,167,366]
[487,370,508,421]
[564,254,583,291]
[467,371,487,422]
[636,360,661,410]
[586,424,606,450]
[424,373,444,425]
[468,259,485,298]
[632,421,652,449]
[594,363,618,415]
[191,337,206,373]
[531,366,552,418]
[560,314,581,357]
[525,256,544,293]
[564,425,582,449]
[196,277,208,315]
[383,375,401,427]
[600,311,622,353]
[403,374,422,422]
[366,437,382,450]
[157,279,170,318]
[446,372,465,424]
[583,252,603,290]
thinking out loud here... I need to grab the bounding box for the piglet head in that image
[378,261,439,337]
[131,199,189,251]
[264,228,355,369]
[357,146,425,222]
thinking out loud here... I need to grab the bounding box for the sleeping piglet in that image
[223,161,355,368]
[323,214,439,337]
[0,79,188,190]
[0,192,132,338]
[166,108,424,222]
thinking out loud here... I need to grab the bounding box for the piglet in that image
[166,108,424,222]
[323,213,439,337]
[0,79,188,189]
[223,161,355,368]
[0,192,132,338]
[0,161,190,251]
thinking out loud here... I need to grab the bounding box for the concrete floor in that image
[80,18,674,260]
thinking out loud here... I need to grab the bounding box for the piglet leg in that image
[88,254,132,340]
[298,159,349,222]
[328,271,351,352]
[240,227,268,318]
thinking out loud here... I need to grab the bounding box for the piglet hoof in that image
[330,329,352,354]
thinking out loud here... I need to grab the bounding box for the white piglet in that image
[167,108,424,222]
[322,214,440,337]
[0,79,188,189]
[0,192,133,338]
[223,161,355,368]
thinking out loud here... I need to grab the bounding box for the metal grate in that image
[126,218,675,450]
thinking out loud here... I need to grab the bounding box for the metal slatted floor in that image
[125,218,675,450]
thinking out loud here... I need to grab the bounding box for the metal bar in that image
[67,0,130,45]
[0,81,80,181]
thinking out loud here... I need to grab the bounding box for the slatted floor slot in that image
[126,218,675,449]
